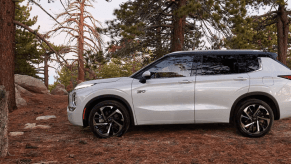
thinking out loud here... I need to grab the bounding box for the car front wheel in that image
[235,99,274,137]
[89,100,130,138]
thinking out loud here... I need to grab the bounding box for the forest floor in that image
[1,93,291,164]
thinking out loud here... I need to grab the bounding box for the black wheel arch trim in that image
[229,92,280,123]
[83,94,135,127]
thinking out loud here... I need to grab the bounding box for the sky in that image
[22,0,128,85]
[22,0,290,85]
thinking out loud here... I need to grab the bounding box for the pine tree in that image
[14,0,44,79]
[225,0,291,64]
[104,0,204,60]
[224,17,277,52]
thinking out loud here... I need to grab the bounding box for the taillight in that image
[278,75,291,80]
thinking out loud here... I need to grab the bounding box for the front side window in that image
[197,55,238,75]
[146,55,194,78]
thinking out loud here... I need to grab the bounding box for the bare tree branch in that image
[13,20,68,65]
[29,0,63,27]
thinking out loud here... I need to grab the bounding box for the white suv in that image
[67,50,291,138]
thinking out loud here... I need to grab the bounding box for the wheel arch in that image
[83,94,135,127]
[229,92,280,124]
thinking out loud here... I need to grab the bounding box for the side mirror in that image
[142,71,151,78]
[139,71,151,83]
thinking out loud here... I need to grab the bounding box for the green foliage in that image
[95,57,143,79]
[53,55,144,90]
[15,0,44,78]
[56,65,78,90]
[48,81,60,92]
[104,0,203,60]
[224,18,277,51]
[84,50,107,70]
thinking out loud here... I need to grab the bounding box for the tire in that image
[235,99,274,138]
[89,100,130,138]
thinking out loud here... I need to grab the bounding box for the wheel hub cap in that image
[240,104,271,134]
[93,106,124,137]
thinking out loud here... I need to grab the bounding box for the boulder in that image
[15,84,35,96]
[14,74,49,94]
[56,84,65,88]
[15,87,27,108]
[51,84,68,95]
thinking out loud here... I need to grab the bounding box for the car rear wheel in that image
[89,100,130,138]
[235,99,274,137]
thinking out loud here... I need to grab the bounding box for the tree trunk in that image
[171,0,186,52]
[277,5,289,65]
[0,0,16,112]
[0,86,9,157]
[78,0,85,82]
[44,53,48,88]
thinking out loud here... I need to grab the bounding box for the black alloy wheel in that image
[235,99,274,137]
[89,100,130,138]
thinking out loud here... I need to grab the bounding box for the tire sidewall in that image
[235,99,274,138]
[89,100,130,138]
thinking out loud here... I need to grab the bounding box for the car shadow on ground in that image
[79,123,238,137]
[128,123,235,134]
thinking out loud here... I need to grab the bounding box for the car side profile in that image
[67,50,291,138]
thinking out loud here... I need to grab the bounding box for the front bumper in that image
[67,91,83,126]
[67,106,83,126]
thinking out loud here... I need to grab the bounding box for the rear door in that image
[194,54,250,123]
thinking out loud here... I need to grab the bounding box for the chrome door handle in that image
[234,77,248,81]
[178,80,192,84]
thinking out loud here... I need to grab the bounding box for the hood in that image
[78,77,122,86]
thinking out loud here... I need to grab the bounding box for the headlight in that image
[74,83,94,90]
[72,92,77,106]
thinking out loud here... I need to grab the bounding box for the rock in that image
[9,132,24,136]
[36,115,56,120]
[36,125,51,129]
[50,84,68,95]
[79,140,87,144]
[69,154,75,158]
[14,74,49,94]
[15,84,35,96]
[15,86,27,108]
[24,123,51,129]
[24,123,37,129]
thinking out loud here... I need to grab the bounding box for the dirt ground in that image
[1,93,291,164]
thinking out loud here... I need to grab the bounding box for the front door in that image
[131,55,195,125]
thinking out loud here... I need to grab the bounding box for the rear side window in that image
[197,55,238,75]
[196,54,260,75]
[236,55,260,73]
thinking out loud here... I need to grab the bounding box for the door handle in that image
[137,90,146,94]
[234,77,248,81]
[178,80,192,84]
